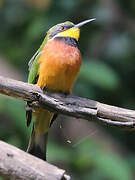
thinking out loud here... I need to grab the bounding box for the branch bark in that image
[0,75,135,179]
[0,141,70,180]
[0,76,135,129]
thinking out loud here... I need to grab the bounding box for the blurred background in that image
[0,0,135,179]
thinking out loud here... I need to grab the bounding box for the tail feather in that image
[27,126,48,161]
[26,109,55,161]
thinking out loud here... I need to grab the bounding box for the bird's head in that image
[46,18,96,42]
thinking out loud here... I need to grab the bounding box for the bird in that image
[26,18,96,161]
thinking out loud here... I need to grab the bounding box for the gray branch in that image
[0,75,135,129]
[0,75,135,179]
[0,141,70,180]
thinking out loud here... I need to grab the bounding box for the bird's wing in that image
[26,35,48,126]
[26,51,42,127]
[28,34,48,84]
[28,50,43,84]
[28,51,39,71]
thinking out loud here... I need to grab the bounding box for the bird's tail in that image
[27,126,48,161]
[26,108,54,161]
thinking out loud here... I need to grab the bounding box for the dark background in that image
[0,0,135,179]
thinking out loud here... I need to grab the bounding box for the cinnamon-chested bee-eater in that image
[26,18,96,161]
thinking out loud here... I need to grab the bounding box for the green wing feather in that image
[26,34,49,126]
[28,36,48,84]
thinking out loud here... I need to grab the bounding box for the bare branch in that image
[0,141,70,180]
[0,75,135,129]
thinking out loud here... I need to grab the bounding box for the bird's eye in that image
[60,26,67,31]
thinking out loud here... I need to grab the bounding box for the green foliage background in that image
[0,0,135,179]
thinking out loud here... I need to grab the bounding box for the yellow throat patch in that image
[57,28,80,41]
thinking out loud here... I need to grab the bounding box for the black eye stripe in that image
[57,25,73,31]
[49,25,74,38]
[49,29,61,38]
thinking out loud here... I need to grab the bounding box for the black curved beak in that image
[73,18,96,29]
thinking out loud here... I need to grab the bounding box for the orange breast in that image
[37,40,82,93]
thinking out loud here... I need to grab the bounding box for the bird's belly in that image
[47,67,77,92]
[37,61,80,93]
[37,40,81,93]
